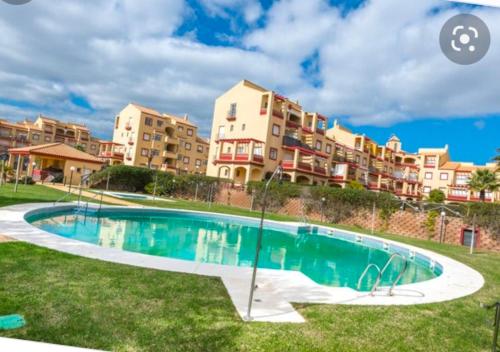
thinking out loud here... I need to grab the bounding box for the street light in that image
[26,161,36,185]
[68,166,76,194]
[320,197,326,223]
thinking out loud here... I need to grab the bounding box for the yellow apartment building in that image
[207,79,498,203]
[206,80,333,185]
[418,146,498,203]
[112,103,209,174]
[326,122,422,200]
[0,115,103,157]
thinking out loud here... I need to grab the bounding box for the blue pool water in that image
[27,208,441,291]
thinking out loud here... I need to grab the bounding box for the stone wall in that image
[211,188,500,252]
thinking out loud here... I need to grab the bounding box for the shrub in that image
[423,210,439,239]
[308,186,399,224]
[246,181,302,212]
[428,189,446,203]
[145,173,220,200]
[8,176,35,185]
[346,180,365,190]
[90,165,155,192]
[462,202,500,239]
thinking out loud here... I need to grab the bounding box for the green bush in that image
[428,189,446,203]
[308,186,399,224]
[462,202,500,239]
[90,165,155,192]
[246,181,302,212]
[8,176,35,185]
[145,173,220,201]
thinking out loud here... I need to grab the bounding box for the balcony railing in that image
[260,108,267,115]
[282,135,314,152]
[272,110,284,119]
[298,162,312,171]
[314,166,326,175]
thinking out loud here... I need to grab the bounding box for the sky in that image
[0,0,499,164]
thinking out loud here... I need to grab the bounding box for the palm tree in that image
[494,148,500,171]
[468,169,499,202]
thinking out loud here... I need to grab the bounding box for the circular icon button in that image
[2,0,32,4]
[440,14,490,65]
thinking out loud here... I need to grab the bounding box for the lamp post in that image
[152,172,158,201]
[320,197,326,223]
[68,166,76,194]
[245,165,283,321]
[439,210,446,244]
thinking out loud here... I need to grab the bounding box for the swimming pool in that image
[27,207,441,291]
[100,191,173,202]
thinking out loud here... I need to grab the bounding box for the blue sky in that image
[0,0,498,165]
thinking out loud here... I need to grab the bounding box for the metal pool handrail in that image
[358,253,408,296]
[357,263,381,291]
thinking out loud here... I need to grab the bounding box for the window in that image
[425,156,436,166]
[154,133,162,141]
[151,149,159,156]
[224,168,229,176]
[145,117,153,126]
[272,124,280,136]
[177,126,184,132]
[44,136,51,142]
[362,158,367,166]
[269,147,278,160]
[32,134,40,141]
[226,146,232,153]
[440,173,449,180]
[315,141,322,151]
[228,103,237,117]
[187,128,193,136]
[230,125,234,132]
[355,155,360,164]
[143,132,151,141]
[91,144,96,150]
[218,126,225,139]
[254,144,263,156]
[141,148,149,156]
[195,159,202,167]
[115,115,120,129]
[423,186,431,193]
[425,172,433,180]
[326,144,332,154]
[185,142,192,151]
[197,145,204,153]
[177,154,183,161]
[157,120,163,128]
[183,156,190,164]
[242,124,246,131]
[237,144,246,154]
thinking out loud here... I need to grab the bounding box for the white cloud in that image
[0,0,499,140]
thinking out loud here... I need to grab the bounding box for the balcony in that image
[297,162,312,171]
[368,182,379,190]
[314,166,327,175]
[100,151,124,159]
[272,110,284,119]
[447,195,468,202]
[226,114,236,122]
[286,120,301,129]
[302,126,313,134]
[316,128,325,135]
[125,123,132,131]
[163,150,177,158]
[282,135,314,152]
[260,108,267,115]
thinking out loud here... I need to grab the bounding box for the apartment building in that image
[418,146,498,203]
[112,103,209,174]
[326,122,422,200]
[0,115,102,157]
[207,80,333,185]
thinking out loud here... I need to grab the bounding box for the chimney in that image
[184,114,188,121]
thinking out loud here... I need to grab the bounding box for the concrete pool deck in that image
[0,203,485,323]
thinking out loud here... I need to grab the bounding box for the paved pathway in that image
[43,184,136,206]
[0,234,14,243]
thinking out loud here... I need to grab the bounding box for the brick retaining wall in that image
[212,188,500,252]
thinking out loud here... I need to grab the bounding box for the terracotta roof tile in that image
[9,143,103,164]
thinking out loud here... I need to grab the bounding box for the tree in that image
[468,169,499,202]
[74,144,85,152]
[428,189,445,203]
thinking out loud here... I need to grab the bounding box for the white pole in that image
[0,160,4,186]
[470,213,476,255]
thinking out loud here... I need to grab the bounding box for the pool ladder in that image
[357,253,409,296]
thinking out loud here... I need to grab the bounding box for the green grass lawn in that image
[0,186,499,351]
